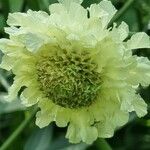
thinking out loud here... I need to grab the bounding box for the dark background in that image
[0,0,150,150]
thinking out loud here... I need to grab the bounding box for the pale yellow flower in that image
[0,0,150,144]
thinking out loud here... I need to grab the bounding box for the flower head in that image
[0,0,150,144]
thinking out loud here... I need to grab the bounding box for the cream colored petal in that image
[36,100,55,128]
[7,12,27,26]
[132,95,147,117]
[49,3,67,14]
[0,55,17,71]
[0,38,23,54]
[68,2,87,23]
[118,21,129,41]
[127,57,150,86]
[58,0,83,5]
[20,87,41,107]
[112,110,129,126]
[66,115,98,144]
[5,76,25,101]
[88,4,108,19]
[127,32,150,49]
[120,89,135,112]
[97,121,115,138]
[66,123,81,143]
[50,0,87,24]
[11,31,55,52]
[89,0,117,28]
[96,108,128,138]
[55,108,70,127]
[7,10,49,28]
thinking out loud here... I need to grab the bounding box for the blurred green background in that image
[0,0,150,150]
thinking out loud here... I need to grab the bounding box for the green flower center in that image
[36,49,101,109]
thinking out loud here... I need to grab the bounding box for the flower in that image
[0,0,150,144]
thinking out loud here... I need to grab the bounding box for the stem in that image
[0,107,38,150]
[95,138,112,150]
[108,0,135,26]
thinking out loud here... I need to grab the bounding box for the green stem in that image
[108,0,135,26]
[95,138,112,150]
[0,107,38,150]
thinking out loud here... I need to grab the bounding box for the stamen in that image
[36,49,101,109]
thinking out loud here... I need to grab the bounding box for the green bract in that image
[0,0,150,144]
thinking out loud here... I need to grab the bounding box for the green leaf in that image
[24,126,53,150]
[25,0,40,10]
[60,143,88,150]
[0,94,25,114]
[38,0,50,11]
[49,0,58,5]
[50,135,88,150]
[9,0,24,12]
[82,0,101,8]
[95,139,112,150]
[117,8,139,32]
[0,0,9,18]
[0,14,5,32]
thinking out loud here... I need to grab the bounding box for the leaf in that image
[60,143,88,150]
[49,135,70,150]
[82,0,101,8]
[117,7,139,32]
[0,14,5,32]
[24,126,53,150]
[49,0,58,5]
[37,0,58,11]
[0,0,9,18]
[37,0,50,11]
[9,0,24,12]
[50,135,89,150]
[0,93,25,114]
[25,0,40,11]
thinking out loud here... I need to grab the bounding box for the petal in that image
[112,110,129,126]
[66,110,98,144]
[7,12,28,26]
[132,95,147,117]
[127,32,150,49]
[8,30,56,52]
[0,38,23,54]
[89,0,117,28]
[97,121,115,138]
[55,109,70,127]
[5,76,25,101]
[66,123,81,143]
[7,10,49,31]
[88,4,108,19]
[49,3,67,15]
[66,119,98,144]
[127,57,150,86]
[0,55,17,71]
[58,0,83,5]
[117,21,129,41]
[36,100,55,128]
[20,87,41,106]
[50,0,87,24]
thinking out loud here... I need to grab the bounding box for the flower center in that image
[36,49,101,109]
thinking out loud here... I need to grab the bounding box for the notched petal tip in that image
[58,0,83,4]
[133,95,148,117]
[88,0,117,28]
[66,123,98,144]
[127,32,150,50]
[118,21,129,41]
